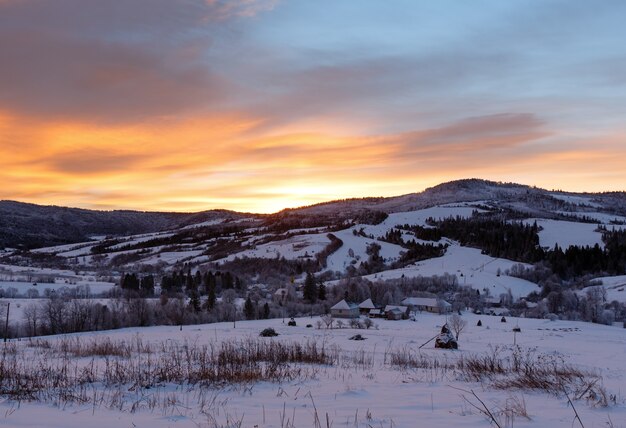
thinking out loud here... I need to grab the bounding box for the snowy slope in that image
[221,232,331,262]
[525,219,605,249]
[359,205,483,237]
[2,314,625,428]
[359,244,540,299]
[324,228,404,272]
[585,275,626,303]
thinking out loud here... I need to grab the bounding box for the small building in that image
[384,305,410,320]
[484,296,502,307]
[368,308,384,318]
[488,307,510,316]
[358,298,377,315]
[401,297,452,314]
[273,288,288,304]
[330,299,360,318]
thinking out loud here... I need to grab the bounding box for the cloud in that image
[0,32,231,123]
[204,0,279,20]
[1,1,625,212]
[0,0,277,123]
[43,150,145,175]
[237,51,520,132]
[0,108,624,213]
[399,113,550,156]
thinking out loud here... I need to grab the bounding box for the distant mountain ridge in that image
[281,178,625,217]
[0,200,250,249]
[1,179,625,249]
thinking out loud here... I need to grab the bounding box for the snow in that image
[359,206,484,238]
[221,233,331,262]
[358,244,540,299]
[107,232,177,250]
[139,249,204,265]
[1,314,625,427]
[524,219,605,249]
[324,228,404,272]
[557,211,626,225]
[585,275,626,303]
[0,264,76,276]
[0,280,115,295]
[550,193,602,208]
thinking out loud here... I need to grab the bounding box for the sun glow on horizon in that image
[2,1,626,212]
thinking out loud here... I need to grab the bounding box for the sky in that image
[1,0,625,213]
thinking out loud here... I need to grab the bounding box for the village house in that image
[368,308,384,318]
[273,288,288,304]
[330,299,360,318]
[401,297,452,314]
[383,305,410,320]
[358,298,377,315]
[484,296,502,307]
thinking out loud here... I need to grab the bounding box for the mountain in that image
[0,200,253,249]
[2,178,626,303]
[1,178,625,252]
[286,179,626,217]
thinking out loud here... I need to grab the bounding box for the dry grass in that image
[0,336,338,406]
[388,345,606,401]
[0,335,615,424]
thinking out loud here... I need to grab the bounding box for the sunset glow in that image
[1,1,625,213]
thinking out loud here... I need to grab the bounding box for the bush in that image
[259,327,279,337]
[349,334,366,341]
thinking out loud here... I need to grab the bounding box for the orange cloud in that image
[1,109,625,213]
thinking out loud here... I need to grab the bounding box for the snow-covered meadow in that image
[1,313,625,428]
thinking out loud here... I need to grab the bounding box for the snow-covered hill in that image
[2,179,625,301]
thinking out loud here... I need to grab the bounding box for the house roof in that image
[331,299,358,310]
[402,297,437,307]
[359,298,376,309]
[384,305,408,313]
[401,297,451,308]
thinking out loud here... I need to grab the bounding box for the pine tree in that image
[121,273,139,291]
[303,272,317,303]
[317,281,326,301]
[140,275,155,296]
[263,302,270,319]
[205,284,216,311]
[244,296,255,320]
[189,289,201,312]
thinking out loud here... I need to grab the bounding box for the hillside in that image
[0,200,254,249]
[3,179,625,251]
[0,179,625,428]
[1,179,624,306]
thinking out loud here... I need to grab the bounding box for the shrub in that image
[259,327,279,337]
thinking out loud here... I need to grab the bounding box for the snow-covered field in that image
[557,211,626,225]
[325,228,404,272]
[524,219,605,249]
[221,233,332,262]
[0,280,115,295]
[586,275,626,303]
[550,193,602,208]
[1,313,625,427]
[359,205,484,238]
[358,245,540,299]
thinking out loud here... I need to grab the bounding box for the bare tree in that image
[449,313,467,340]
[23,303,40,337]
[321,314,334,329]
